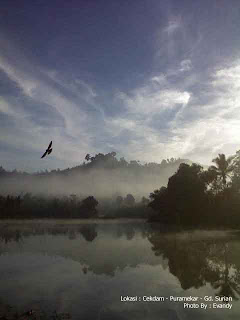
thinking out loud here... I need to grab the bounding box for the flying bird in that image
[41,141,53,158]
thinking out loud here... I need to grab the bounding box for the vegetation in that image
[148,150,240,228]
[0,192,152,219]
[0,194,99,219]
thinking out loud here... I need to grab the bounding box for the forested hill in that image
[0,152,191,198]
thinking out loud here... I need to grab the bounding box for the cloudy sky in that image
[1,0,240,172]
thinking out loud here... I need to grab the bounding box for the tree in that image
[69,194,77,205]
[168,163,206,224]
[200,167,218,187]
[200,167,219,197]
[79,196,98,218]
[210,154,234,187]
[0,166,6,176]
[148,187,169,222]
[124,194,135,207]
[116,195,123,207]
[119,157,128,168]
[149,187,167,201]
[231,150,240,192]
[148,164,207,225]
[141,196,149,206]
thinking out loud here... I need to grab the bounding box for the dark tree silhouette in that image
[124,194,135,207]
[148,163,207,225]
[141,196,149,206]
[210,154,234,187]
[116,195,123,207]
[80,196,98,218]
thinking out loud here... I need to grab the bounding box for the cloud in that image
[101,73,191,162]
[102,58,240,165]
[163,16,182,35]
[179,59,192,72]
[116,81,190,116]
[151,74,166,85]
[0,55,89,136]
[154,11,203,75]
[165,60,240,163]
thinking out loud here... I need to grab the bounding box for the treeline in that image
[0,192,151,219]
[98,194,151,219]
[148,150,240,228]
[0,194,98,219]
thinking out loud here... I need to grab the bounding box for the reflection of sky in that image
[0,222,239,319]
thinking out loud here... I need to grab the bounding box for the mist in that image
[0,153,191,201]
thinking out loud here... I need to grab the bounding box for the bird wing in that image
[48,148,52,155]
[41,150,48,158]
[48,141,52,150]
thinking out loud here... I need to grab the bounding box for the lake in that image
[0,219,240,319]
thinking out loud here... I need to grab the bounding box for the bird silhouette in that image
[41,141,53,158]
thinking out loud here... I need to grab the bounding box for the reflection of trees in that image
[68,229,77,240]
[114,224,136,240]
[148,231,216,289]
[0,223,158,278]
[0,224,99,246]
[124,225,135,240]
[148,228,240,298]
[0,228,22,244]
[79,224,98,242]
[209,243,240,300]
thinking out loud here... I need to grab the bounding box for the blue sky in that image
[1,0,240,171]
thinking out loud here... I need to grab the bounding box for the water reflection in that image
[0,221,240,319]
[148,226,240,298]
[0,221,154,277]
[0,223,98,243]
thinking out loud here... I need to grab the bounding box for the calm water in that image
[0,220,240,319]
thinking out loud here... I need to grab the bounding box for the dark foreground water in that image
[0,220,240,319]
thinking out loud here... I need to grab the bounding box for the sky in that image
[1,0,240,172]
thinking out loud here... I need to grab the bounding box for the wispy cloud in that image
[1,4,240,173]
[163,16,182,35]
[116,77,190,117]
[102,58,240,165]
[0,38,102,170]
